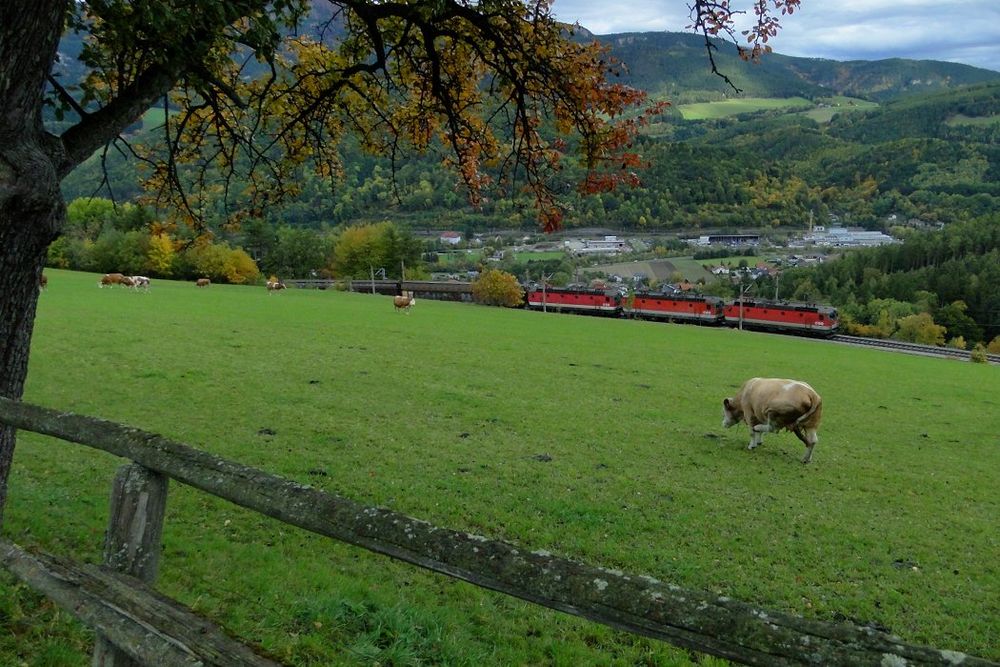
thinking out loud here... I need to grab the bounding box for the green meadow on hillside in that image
[4,269,998,665]
[801,96,879,123]
[676,97,813,120]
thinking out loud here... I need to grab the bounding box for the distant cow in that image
[130,276,151,290]
[39,274,48,290]
[393,293,415,313]
[100,272,127,288]
[196,278,211,287]
[722,377,823,464]
[266,279,286,294]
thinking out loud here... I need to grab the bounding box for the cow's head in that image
[722,397,742,428]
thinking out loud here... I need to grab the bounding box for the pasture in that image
[4,269,999,665]
[591,255,763,283]
[676,97,813,120]
[800,96,879,123]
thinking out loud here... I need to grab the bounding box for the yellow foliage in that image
[970,344,988,364]
[223,249,261,284]
[146,232,176,276]
[894,313,946,346]
[472,269,523,307]
[988,336,1000,354]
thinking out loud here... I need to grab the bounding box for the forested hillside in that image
[781,218,1000,345]
[62,80,1000,233]
[590,31,1000,103]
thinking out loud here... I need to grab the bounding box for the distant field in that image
[801,96,879,122]
[140,106,171,130]
[589,258,680,282]
[591,255,764,283]
[677,97,813,120]
[946,113,1000,127]
[511,250,566,262]
[433,249,478,268]
[6,269,998,664]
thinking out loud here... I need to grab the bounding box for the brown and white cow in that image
[722,377,823,463]
[393,292,415,312]
[100,272,127,287]
[266,279,286,294]
[196,278,211,287]
[39,274,48,290]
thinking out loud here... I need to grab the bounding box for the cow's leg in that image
[794,427,819,464]
[747,429,763,450]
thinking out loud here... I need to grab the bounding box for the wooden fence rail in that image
[0,396,995,667]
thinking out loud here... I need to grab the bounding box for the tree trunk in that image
[0,190,62,527]
[0,0,70,527]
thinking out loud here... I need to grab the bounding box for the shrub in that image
[472,268,523,307]
[970,344,988,364]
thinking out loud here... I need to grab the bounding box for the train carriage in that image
[722,299,839,336]
[628,291,725,324]
[524,285,624,316]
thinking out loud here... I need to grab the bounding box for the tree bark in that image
[0,0,70,527]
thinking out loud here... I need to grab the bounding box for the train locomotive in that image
[523,284,625,316]
[721,298,839,336]
[524,284,839,337]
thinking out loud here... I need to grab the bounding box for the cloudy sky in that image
[548,0,1000,72]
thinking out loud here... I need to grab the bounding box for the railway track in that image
[830,335,1000,364]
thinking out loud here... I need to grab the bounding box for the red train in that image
[722,298,839,335]
[524,285,625,315]
[523,285,839,337]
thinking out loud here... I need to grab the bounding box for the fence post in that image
[93,463,169,666]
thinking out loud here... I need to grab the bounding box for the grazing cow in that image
[393,292,415,312]
[130,276,151,290]
[120,275,136,288]
[722,377,823,463]
[100,272,127,288]
[196,278,211,287]
[39,274,48,290]
[266,279,286,294]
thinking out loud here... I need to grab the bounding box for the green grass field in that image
[511,250,567,262]
[946,113,1000,128]
[677,97,813,120]
[801,96,879,123]
[4,269,999,665]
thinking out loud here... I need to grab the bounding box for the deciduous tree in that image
[472,268,524,307]
[894,313,946,346]
[0,0,800,524]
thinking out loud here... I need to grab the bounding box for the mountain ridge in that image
[579,30,1000,103]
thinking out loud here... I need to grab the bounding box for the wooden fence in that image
[0,396,994,666]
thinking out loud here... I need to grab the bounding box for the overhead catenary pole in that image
[738,275,754,331]
[542,272,552,313]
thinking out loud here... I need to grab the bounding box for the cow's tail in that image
[794,394,821,426]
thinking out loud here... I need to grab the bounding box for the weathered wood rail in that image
[0,396,995,666]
